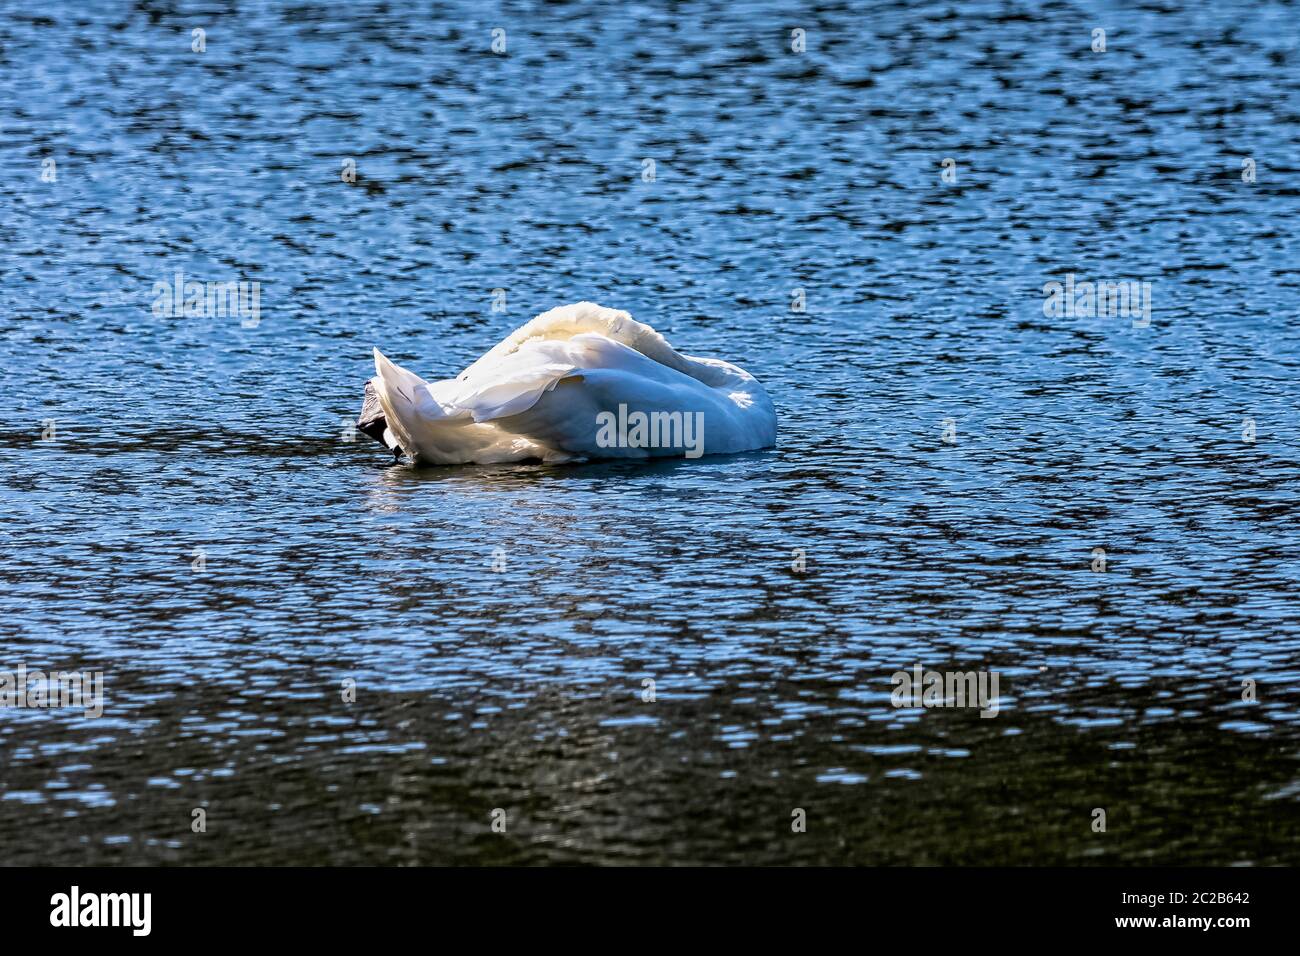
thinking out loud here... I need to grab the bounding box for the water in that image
[2,0,1298,865]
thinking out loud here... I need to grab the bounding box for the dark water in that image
[2,0,1299,865]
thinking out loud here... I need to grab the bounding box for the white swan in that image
[358,302,776,465]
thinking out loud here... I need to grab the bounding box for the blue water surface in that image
[0,0,1297,864]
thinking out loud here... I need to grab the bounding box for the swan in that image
[357,302,776,465]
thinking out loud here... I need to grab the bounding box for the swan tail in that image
[365,348,443,457]
[356,379,394,450]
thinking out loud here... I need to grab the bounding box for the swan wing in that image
[443,332,640,423]
[450,357,581,422]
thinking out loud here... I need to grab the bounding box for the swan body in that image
[359,302,776,465]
